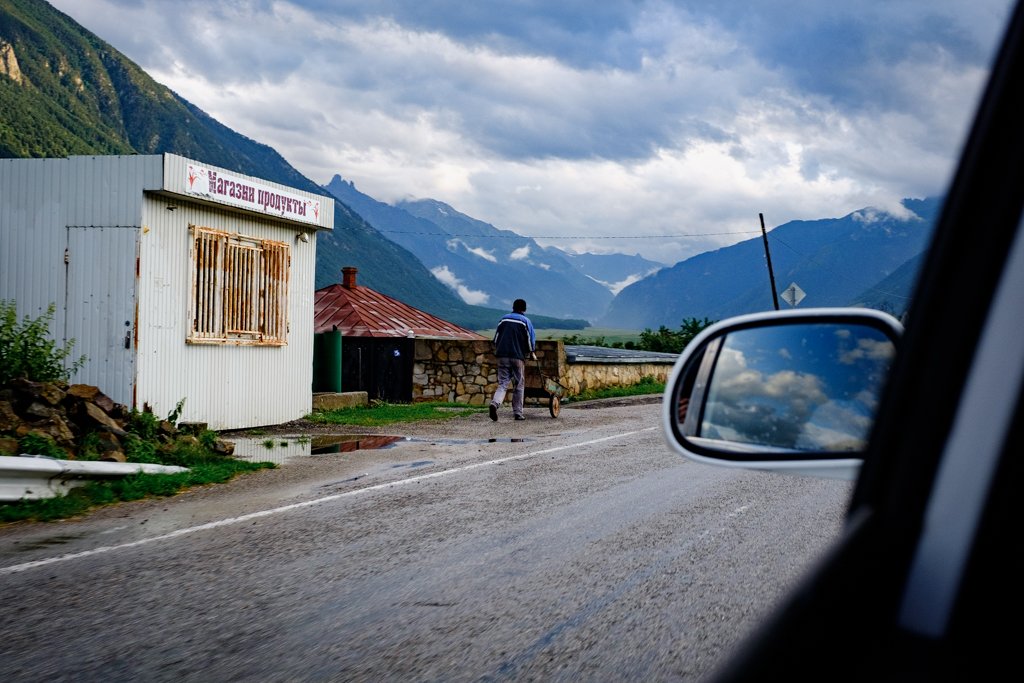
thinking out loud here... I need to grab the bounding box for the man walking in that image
[489,298,536,421]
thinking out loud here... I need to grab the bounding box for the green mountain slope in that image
[0,0,496,326]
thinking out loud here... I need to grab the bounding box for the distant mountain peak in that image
[324,176,614,320]
[852,204,927,225]
[600,196,940,328]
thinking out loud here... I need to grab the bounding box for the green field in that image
[476,327,643,345]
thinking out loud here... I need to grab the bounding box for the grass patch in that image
[308,379,663,427]
[2,416,277,524]
[541,327,643,345]
[309,401,488,427]
[0,459,274,524]
[477,326,643,346]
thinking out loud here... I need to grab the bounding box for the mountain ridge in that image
[2,0,938,333]
[323,175,659,321]
[601,198,940,328]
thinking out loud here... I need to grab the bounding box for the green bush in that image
[198,430,219,451]
[127,408,161,441]
[558,318,715,354]
[17,433,68,459]
[123,434,161,464]
[638,317,716,353]
[0,300,86,384]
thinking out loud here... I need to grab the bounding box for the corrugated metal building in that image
[0,154,334,429]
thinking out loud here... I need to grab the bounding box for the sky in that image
[49,0,1015,265]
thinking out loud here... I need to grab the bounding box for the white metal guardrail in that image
[0,455,188,502]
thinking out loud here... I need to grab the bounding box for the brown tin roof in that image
[314,267,486,340]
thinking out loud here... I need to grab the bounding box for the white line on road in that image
[1,428,657,576]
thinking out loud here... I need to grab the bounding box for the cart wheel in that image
[549,394,560,418]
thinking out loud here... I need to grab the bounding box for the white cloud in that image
[510,245,530,260]
[587,272,652,296]
[47,0,1014,264]
[839,337,898,365]
[430,266,490,305]
[466,246,498,263]
[444,238,497,262]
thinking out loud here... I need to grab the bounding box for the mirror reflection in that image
[679,323,896,453]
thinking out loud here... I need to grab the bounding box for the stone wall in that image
[412,339,674,404]
[412,338,505,405]
[560,361,673,396]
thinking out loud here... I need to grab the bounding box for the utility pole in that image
[760,213,780,311]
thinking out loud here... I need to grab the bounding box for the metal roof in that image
[314,277,486,340]
[564,345,679,364]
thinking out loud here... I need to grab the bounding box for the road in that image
[0,399,852,682]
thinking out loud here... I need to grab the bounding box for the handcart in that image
[525,359,566,418]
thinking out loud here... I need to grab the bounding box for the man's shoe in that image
[489,404,498,421]
[514,414,526,421]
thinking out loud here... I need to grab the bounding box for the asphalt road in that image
[0,398,852,682]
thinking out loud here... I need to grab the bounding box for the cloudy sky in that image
[50,0,1014,264]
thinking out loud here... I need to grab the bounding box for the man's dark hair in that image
[513,299,527,313]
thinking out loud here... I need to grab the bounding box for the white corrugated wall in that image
[2,154,330,430]
[135,192,318,429]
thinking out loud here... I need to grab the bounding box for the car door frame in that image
[707,1,1024,680]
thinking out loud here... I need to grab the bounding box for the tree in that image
[678,316,716,349]
[638,317,715,354]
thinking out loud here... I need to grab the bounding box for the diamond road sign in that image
[781,282,806,307]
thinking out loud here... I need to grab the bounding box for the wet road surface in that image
[0,399,851,681]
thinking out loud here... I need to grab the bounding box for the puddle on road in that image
[228,433,533,466]
[395,438,532,448]
[229,434,406,465]
[311,435,406,454]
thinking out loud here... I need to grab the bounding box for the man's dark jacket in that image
[493,312,535,359]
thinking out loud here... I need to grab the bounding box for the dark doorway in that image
[341,338,414,402]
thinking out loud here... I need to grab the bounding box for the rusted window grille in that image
[188,226,290,345]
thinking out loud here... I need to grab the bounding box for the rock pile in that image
[0,378,233,461]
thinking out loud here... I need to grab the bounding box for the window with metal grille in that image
[188,225,290,345]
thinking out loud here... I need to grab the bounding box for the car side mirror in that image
[662,308,902,480]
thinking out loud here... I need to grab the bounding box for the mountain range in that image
[323,176,663,321]
[1,0,936,332]
[601,198,938,328]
